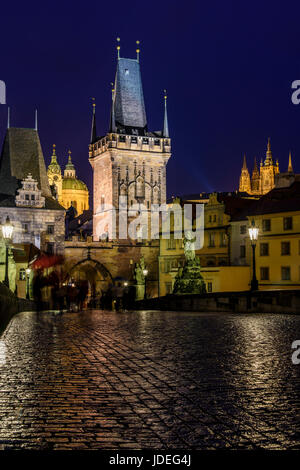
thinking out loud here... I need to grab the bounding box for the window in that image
[47,225,54,235]
[208,233,215,247]
[260,267,269,281]
[31,194,35,201]
[25,194,29,201]
[262,219,271,232]
[101,195,105,211]
[260,243,269,256]
[167,238,176,250]
[19,268,26,281]
[240,225,247,234]
[281,242,290,256]
[207,282,212,293]
[209,215,212,223]
[283,217,293,230]
[165,282,172,294]
[281,266,291,281]
[240,245,246,258]
[22,223,29,233]
[213,215,216,223]
[46,243,54,255]
[220,233,227,246]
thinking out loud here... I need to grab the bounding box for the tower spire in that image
[265,137,273,165]
[109,83,116,133]
[242,153,247,169]
[90,98,97,144]
[163,90,169,138]
[116,37,121,59]
[7,106,10,129]
[288,151,293,173]
[136,40,140,62]
[51,144,58,163]
[35,109,38,131]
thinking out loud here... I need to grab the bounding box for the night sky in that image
[1,0,300,205]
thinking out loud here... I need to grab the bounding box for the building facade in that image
[0,126,65,291]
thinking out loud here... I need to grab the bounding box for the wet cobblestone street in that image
[0,310,300,450]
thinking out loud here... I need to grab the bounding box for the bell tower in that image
[89,42,171,241]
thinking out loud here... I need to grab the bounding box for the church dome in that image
[62,177,88,191]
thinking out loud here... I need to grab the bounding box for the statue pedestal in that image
[173,257,206,295]
[135,284,145,301]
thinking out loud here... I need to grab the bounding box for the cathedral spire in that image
[242,153,248,170]
[288,151,293,173]
[90,98,97,144]
[163,90,169,138]
[265,137,273,165]
[35,109,38,131]
[7,106,10,129]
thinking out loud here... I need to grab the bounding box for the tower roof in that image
[163,91,169,138]
[242,154,248,170]
[48,144,61,174]
[265,137,273,165]
[113,57,147,132]
[0,127,51,197]
[65,150,75,171]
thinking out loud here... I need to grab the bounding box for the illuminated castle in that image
[239,138,294,195]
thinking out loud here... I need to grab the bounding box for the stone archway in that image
[65,258,113,302]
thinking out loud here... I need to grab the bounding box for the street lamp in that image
[2,216,14,288]
[248,219,259,291]
[143,268,148,299]
[26,267,31,300]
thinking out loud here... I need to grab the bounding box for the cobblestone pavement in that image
[0,310,300,450]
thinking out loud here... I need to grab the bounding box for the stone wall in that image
[135,290,300,314]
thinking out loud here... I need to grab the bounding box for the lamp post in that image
[2,216,14,288]
[26,267,31,300]
[143,268,148,300]
[248,220,259,291]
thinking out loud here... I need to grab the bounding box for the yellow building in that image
[47,145,89,216]
[159,193,252,295]
[244,182,300,290]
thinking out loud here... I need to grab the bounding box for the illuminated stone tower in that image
[251,157,260,194]
[47,144,63,203]
[89,42,171,240]
[239,154,251,193]
[259,138,279,194]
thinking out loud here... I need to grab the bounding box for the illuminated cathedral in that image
[239,138,294,195]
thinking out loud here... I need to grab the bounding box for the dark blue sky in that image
[1,0,300,202]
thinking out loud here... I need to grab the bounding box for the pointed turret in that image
[90,98,97,144]
[35,109,38,131]
[239,154,251,193]
[288,151,293,173]
[109,84,116,133]
[64,150,76,178]
[163,90,169,138]
[265,137,273,165]
[48,144,61,170]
